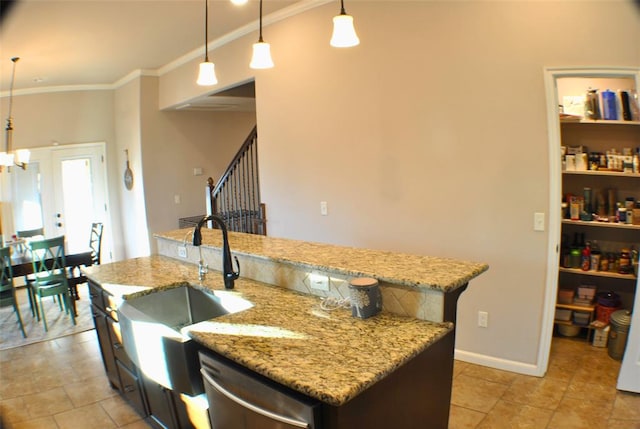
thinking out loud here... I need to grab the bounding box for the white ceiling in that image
[0,0,299,95]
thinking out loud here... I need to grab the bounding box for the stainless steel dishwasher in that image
[199,352,322,428]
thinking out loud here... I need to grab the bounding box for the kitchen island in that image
[83,230,488,428]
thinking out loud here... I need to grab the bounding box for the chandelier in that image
[2,57,30,172]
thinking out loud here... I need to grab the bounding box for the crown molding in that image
[1,0,331,97]
[157,0,332,76]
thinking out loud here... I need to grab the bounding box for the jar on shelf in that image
[618,249,632,275]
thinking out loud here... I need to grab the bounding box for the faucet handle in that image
[231,255,240,279]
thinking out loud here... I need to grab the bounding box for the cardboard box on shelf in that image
[593,325,610,348]
[558,288,575,305]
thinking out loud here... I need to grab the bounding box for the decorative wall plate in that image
[124,149,134,190]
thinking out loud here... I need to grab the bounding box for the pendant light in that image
[196,0,218,86]
[249,0,274,69]
[2,57,30,172]
[330,0,359,48]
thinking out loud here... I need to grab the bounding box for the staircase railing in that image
[208,125,266,235]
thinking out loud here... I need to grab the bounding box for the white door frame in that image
[540,67,640,378]
[5,142,112,262]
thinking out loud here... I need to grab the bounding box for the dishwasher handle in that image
[201,368,309,428]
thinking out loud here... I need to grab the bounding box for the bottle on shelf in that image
[590,241,601,272]
[581,241,592,271]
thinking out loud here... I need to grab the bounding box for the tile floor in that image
[1,330,639,428]
[0,330,153,429]
[449,336,640,428]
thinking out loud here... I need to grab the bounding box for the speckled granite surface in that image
[156,229,488,292]
[83,255,452,406]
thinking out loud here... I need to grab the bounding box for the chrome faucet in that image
[193,215,240,289]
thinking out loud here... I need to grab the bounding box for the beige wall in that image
[114,79,150,259]
[139,76,256,253]
[159,1,639,368]
[0,90,125,260]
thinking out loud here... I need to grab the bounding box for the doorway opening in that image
[1,141,111,263]
[541,67,640,392]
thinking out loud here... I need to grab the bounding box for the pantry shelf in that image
[562,171,640,178]
[561,220,640,230]
[559,267,637,281]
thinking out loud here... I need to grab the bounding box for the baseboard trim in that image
[454,349,545,377]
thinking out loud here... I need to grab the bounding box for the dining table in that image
[9,249,94,317]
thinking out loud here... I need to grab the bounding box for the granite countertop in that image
[83,255,453,406]
[156,229,488,292]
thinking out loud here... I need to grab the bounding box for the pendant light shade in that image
[197,0,218,86]
[250,0,274,69]
[250,42,274,69]
[197,61,217,86]
[330,0,359,48]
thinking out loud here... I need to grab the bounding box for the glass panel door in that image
[12,161,44,232]
[52,145,108,256]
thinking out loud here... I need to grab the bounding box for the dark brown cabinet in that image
[89,280,198,429]
[89,281,147,418]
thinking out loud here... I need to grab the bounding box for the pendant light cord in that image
[258,0,264,43]
[204,0,209,62]
[340,0,346,15]
[5,57,19,153]
[6,57,19,127]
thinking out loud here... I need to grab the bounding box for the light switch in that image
[320,201,328,216]
[174,194,181,204]
[193,167,203,176]
[534,212,545,231]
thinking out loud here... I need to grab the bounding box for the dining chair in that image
[28,236,76,331]
[16,227,45,240]
[16,227,45,315]
[0,247,27,338]
[89,222,104,265]
[66,222,104,314]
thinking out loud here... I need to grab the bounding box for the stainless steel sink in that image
[118,284,252,395]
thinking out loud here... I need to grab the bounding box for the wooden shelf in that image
[559,267,637,280]
[562,170,640,178]
[560,119,640,126]
[556,302,596,312]
[561,219,640,230]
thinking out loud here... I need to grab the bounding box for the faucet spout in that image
[193,215,240,289]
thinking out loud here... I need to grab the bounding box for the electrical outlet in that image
[309,273,330,291]
[178,246,187,258]
[478,311,489,328]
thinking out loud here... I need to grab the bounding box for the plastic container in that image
[555,309,572,321]
[576,285,596,302]
[558,324,581,337]
[573,312,590,326]
[596,291,621,324]
[602,89,617,120]
[608,310,632,360]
